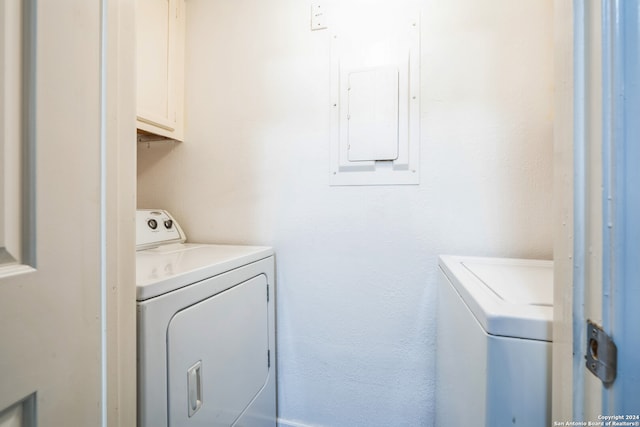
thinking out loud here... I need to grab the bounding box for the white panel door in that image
[559,0,640,420]
[0,0,106,425]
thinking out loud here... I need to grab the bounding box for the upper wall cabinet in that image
[136,0,185,141]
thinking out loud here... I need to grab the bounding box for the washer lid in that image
[136,243,273,301]
[438,255,554,341]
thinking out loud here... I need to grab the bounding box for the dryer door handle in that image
[187,361,203,417]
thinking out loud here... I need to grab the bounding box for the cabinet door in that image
[136,0,184,140]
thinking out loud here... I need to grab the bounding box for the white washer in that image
[136,209,276,427]
[435,255,553,427]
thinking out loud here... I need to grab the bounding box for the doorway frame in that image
[102,0,137,425]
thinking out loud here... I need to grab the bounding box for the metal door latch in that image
[586,320,617,385]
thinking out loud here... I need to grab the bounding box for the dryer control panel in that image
[136,209,186,250]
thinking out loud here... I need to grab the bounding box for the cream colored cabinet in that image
[136,0,185,140]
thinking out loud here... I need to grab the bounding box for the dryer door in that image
[167,274,270,426]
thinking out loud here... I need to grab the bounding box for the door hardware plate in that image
[586,320,617,385]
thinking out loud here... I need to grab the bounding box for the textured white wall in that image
[137,0,554,425]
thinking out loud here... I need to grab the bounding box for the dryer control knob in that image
[164,219,173,229]
[147,219,158,230]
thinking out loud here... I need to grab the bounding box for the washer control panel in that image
[136,209,186,250]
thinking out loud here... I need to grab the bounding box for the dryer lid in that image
[438,255,554,341]
[136,243,273,301]
[462,260,553,306]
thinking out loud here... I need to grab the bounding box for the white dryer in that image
[136,209,276,427]
[435,255,553,427]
